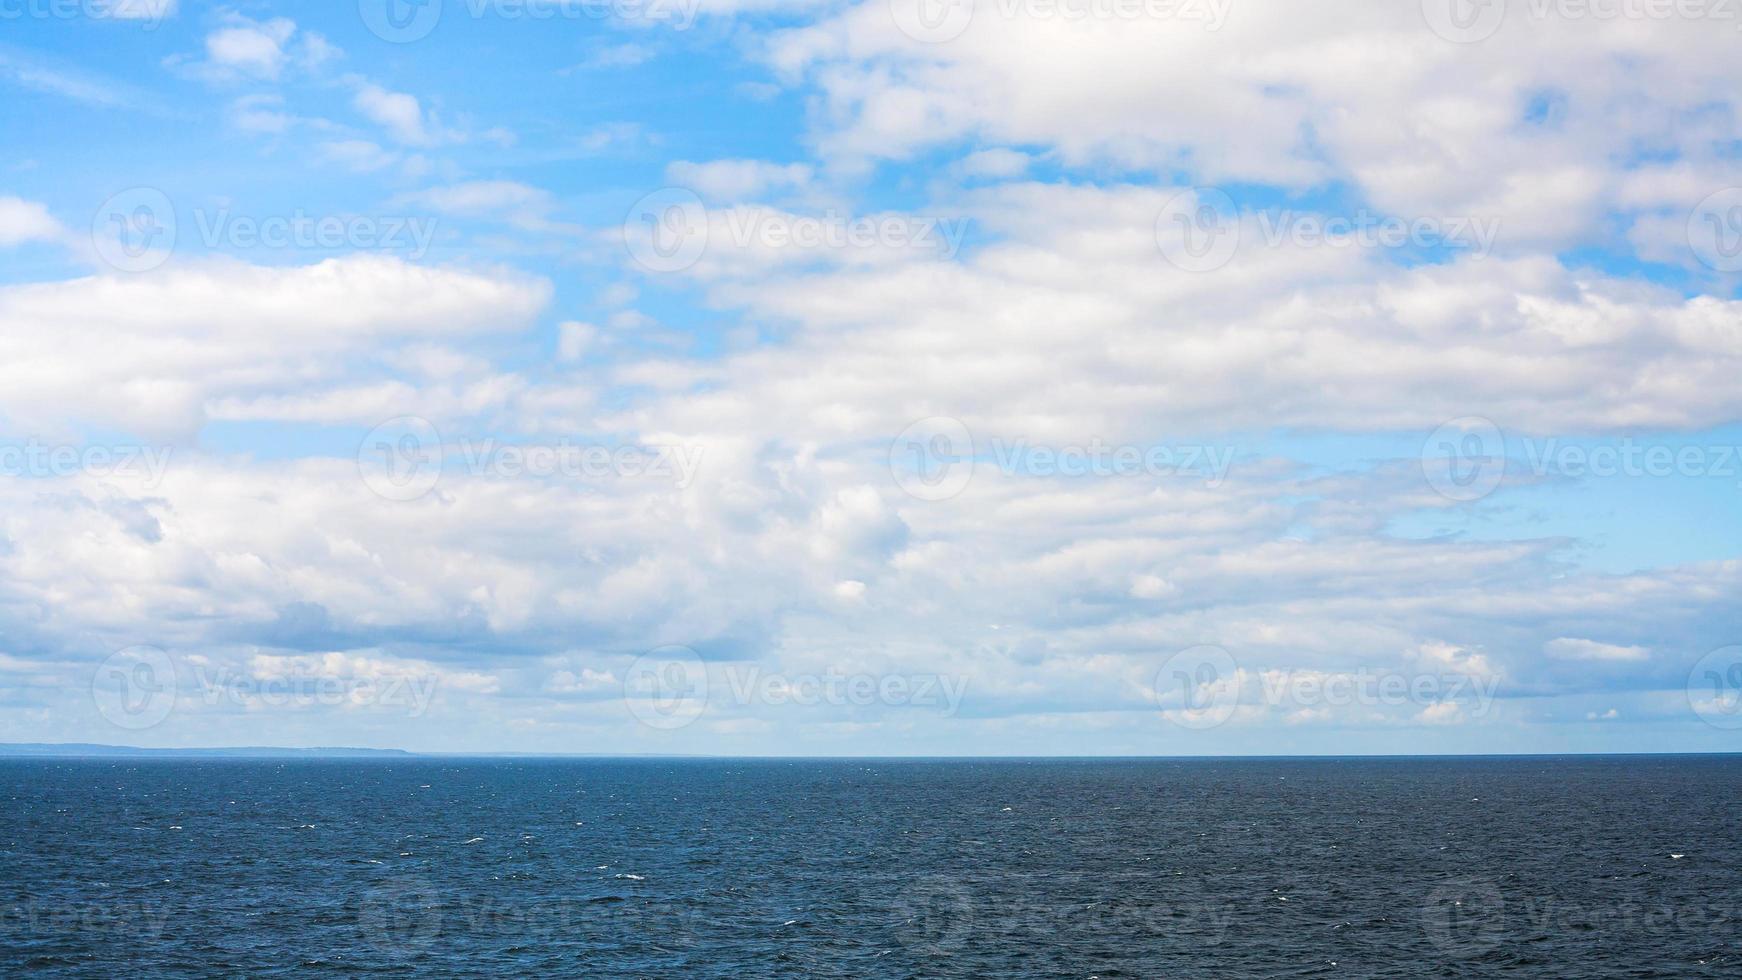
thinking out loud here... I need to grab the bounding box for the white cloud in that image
[666,159,814,201]
[633,182,1742,435]
[395,180,574,234]
[0,197,65,247]
[0,256,550,435]
[204,18,296,80]
[1545,638,1651,662]
[6,0,1740,753]
[228,93,295,133]
[316,140,398,173]
[958,148,1031,179]
[354,83,430,145]
[1419,702,1465,725]
[568,44,656,71]
[767,2,1742,247]
[558,321,597,362]
[183,16,338,84]
[0,402,1732,748]
[545,665,616,695]
[297,32,342,72]
[401,180,549,216]
[1129,575,1176,600]
[0,49,140,108]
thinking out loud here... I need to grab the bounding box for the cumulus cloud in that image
[957,148,1031,180]
[0,256,550,435]
[204,17,297,79]
[316,139,399,173]
[394,180,581,235]
[629,182,1742,436]
[1546,638,1652,662]
[666,159,815,201]
[566,43,657,71]
[0,197,65,247]
[174,14,339,83]
[353,83,430,145]
[5,0,1739,753]
[766,1,1742,249]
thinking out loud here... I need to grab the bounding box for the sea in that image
[3,755,1740,977]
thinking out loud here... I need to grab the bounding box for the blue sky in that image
[1,0,1740,754]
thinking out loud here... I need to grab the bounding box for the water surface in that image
[4,756,1739,976]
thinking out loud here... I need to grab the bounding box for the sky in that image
[0,0,1739,755]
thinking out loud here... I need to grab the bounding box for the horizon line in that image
[3,742,1740,761]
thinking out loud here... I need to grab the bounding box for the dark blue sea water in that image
[4,756,1741,977]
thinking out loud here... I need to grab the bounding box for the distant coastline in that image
[0,743,414,758]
